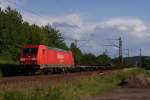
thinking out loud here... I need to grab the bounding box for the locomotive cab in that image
[20,46,38,65]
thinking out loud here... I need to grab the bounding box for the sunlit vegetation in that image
[0,68,144,100]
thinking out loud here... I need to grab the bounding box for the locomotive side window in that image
[23,48,38,54]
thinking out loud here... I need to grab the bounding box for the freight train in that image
[20,44,76,73]
[19,44,127,74]
[19,45,130,74]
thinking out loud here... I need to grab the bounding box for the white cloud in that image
[0,0,13,9]
[22,11,94,40]
[95,17,149,38]
[22,12,150,40]
[0,0,21,9]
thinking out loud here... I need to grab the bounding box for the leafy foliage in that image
[81,53,97,65]
[70,42,82,65]
[141,57,150,69]
[96,54,111,66]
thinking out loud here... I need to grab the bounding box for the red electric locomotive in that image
[20,45,74,73]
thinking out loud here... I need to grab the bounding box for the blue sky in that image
[19,0,150,21]
[1,0,150,57]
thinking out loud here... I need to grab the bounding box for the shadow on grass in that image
[0,64,27,77]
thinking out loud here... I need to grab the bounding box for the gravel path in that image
[85,87,150,100]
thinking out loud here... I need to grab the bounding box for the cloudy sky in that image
[0,0,150,57]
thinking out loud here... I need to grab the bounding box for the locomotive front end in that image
[20,45,39,71]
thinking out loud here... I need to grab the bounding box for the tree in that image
[42,26,68,50]
[0,7,26,60]
[96,54,111,66]
[81,53,97,65]
[141,57,150,69]
[70,42,82,65]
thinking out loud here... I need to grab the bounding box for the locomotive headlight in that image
[20,58,25,61]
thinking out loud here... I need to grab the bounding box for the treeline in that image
[0,7,111,65]
[141,57,150,69]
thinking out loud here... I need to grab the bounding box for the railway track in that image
[0,69,116,90]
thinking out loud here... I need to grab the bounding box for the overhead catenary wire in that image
[104,36,123,63]
[63,34,94,48]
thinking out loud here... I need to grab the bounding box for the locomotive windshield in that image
[23,48,38,55]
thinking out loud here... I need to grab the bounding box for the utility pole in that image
[125,48,130,65]
[104,36,123,64]
[125,48,130,58]
[139,48,142,57]
[118,37,123,63]
[103,49,108,56]
[126,48,129,57]
[74,39,78,47]
[139,48,142,67]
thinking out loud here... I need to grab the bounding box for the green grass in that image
[0,53,17,64]
[0,56,20,76]
[0,68,145,100]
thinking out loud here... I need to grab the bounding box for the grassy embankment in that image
[0,68,145,100]
[0,54,20,76]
